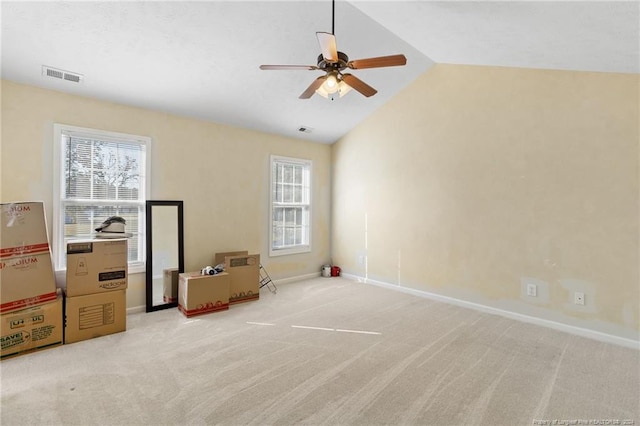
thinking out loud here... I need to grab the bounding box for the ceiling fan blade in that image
[260,64,318,71]
[316,32,338,63]
[341,74,377,97]
[347,54,407,70]
[299,76,326,99]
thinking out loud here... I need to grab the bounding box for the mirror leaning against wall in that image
[145,200,184,312]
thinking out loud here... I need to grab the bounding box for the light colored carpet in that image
[1,277,638,426]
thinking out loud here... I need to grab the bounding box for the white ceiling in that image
[2,1,638,144]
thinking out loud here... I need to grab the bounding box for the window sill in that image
[129,263,146,275]
[269,246,311,257]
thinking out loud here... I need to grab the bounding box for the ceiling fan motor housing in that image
[317,51,349,71]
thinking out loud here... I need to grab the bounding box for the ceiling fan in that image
[259,0,407,100]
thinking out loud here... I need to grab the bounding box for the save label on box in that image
[1,294,63,359]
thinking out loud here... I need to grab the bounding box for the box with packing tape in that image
[1,293,63,359]
[64,289,126,344]
[66,239,128,297]
[1,202,57,314]
[1,201,51,259]
[224,254,260,305]
[163,268,179,303]
[0,252,58,314]
[178,272,229,318]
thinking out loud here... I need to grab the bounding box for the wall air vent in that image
[42,65,83,83]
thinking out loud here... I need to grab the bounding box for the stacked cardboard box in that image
[1,293,64,359]
[0,202,62,358]
[0,202,58,313]
[64,239,128,344]
[215,251,260,305]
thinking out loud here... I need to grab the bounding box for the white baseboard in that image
[127,305,146,314]
[273,272,321,286]
[342,273,639,350]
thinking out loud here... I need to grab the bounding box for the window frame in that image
[269,155,312,257]
[52,123,151,273]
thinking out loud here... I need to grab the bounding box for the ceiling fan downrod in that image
[332,0,335,35]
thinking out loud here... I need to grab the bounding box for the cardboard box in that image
[0,201,57,314]
[64,290,126,344]
[1,294,63,359]
[0,252,58,314]
[224,254,260,305]
[1,202,51,259]
[213,250,248,267]
[163,268,179,303]
[66,239,128,297]
[178,272,229,318]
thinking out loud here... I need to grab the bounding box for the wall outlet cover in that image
[527,283,537,297]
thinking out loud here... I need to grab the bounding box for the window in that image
[270,155,311,256]
[53,124,151,272]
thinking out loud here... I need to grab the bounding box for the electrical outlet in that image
[574,292,585,305]
[527,283,537,297]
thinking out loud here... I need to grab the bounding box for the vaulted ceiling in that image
[2,1,638,144]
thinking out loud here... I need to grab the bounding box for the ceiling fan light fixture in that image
[322,71,340,94]
[315,85,330,99]
[260,0,406,100]
[316,79,352,100]
[338,81,352,97]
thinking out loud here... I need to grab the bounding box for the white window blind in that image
[270,155,311,256]
[53,124,150,271]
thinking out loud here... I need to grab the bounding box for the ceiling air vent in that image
[42,65,83,83]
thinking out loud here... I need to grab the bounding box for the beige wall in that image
[332,64,639,341]
[1,80,332,309]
